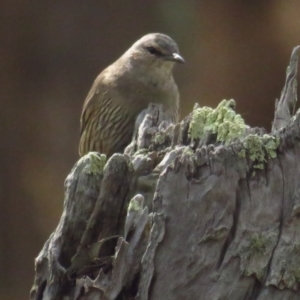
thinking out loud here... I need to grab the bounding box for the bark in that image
[30,46,300,300]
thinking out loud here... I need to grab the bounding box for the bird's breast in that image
[111,67,179,123]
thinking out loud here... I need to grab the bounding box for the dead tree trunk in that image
[30,46,300,300]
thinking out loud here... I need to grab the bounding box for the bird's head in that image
[124,33,184,72]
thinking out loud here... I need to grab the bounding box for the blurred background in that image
[1,1,300,299]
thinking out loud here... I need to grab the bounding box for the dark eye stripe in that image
[145,46,162,56]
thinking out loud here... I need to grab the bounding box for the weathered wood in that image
[272,46,300,132]
[30,46,300,300]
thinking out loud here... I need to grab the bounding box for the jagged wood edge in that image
[272,45,300,132]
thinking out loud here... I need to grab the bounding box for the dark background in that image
[1,1,300,299]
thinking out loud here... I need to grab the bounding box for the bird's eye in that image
[146,46,162,56]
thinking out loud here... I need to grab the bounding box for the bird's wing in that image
[79,72,133,156]
[80,75,102,137]
[79,73,110,156]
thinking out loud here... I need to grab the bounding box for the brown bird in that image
[79,33,184,157]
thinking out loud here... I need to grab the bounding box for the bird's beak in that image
[171,53,185,64]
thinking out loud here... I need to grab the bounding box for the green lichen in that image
[153,132,165,145]
[127,160,134,173]
[239,134,280,171]
[134,148,149,156]
[242,233,270,281]
[83,152,107,175]
[189,99,246,145]
[182,147,194,156]
[128,198,143,212]
[249,233,267,255]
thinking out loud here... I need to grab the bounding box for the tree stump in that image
[30,46,300,300]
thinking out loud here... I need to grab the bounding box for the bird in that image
[79,33,184,157]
